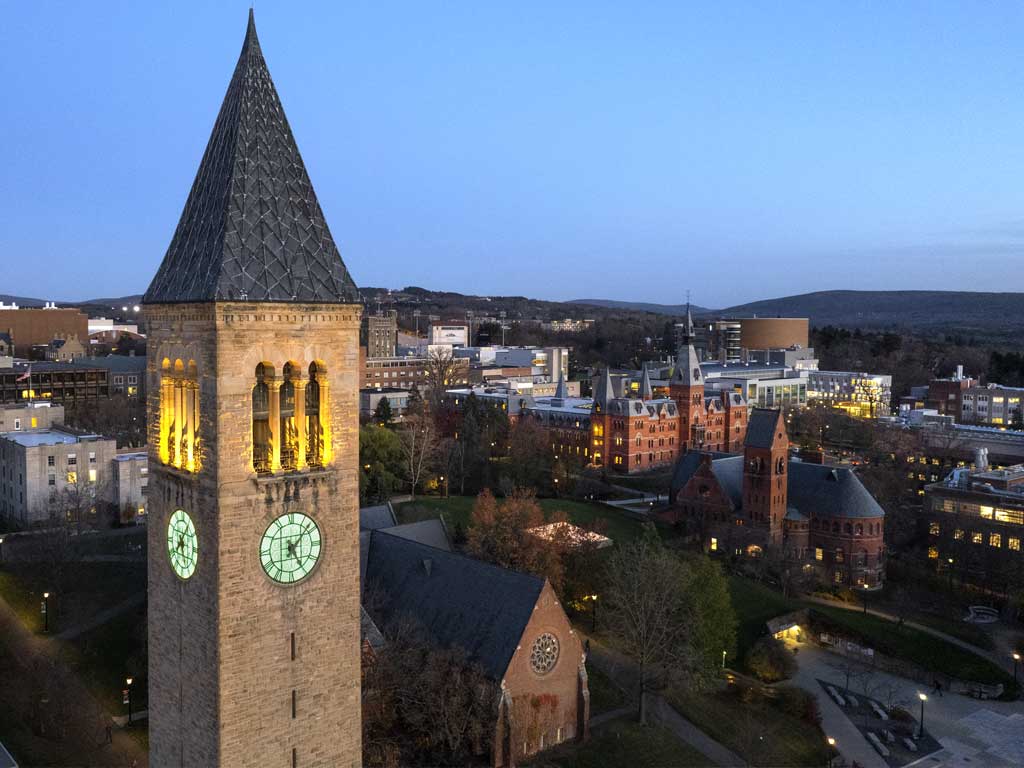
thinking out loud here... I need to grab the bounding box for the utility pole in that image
[500,310,507,346]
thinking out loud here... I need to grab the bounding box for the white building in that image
[429,323,469,347]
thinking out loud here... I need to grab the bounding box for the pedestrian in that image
[105,723,112,744]
[584,638,591,657]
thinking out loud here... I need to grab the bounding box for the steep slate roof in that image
[671,453,884,520]
[378,519,452,551]
[671,343,703,386]
[362,530,544,680]
[639,366,654,399]
[593,368,614,411]
[143,11,359,305]
[744,408,783,449]
[359,503,398,531]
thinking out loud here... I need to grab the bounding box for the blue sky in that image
[3,2,1024,307]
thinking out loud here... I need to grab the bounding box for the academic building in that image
[664,409,886,588]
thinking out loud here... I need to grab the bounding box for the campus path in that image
[803,595,1015,676]
[0,590,149,767]
[791,642,1024,768]
[582,632,743,767]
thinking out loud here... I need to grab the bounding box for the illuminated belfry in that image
[143,11,362,767]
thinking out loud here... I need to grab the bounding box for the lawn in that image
[62,601,148,714]
[0,562,145,634]
[726,575,1012,689]
[809,605,1012,687]
[605,470,674,496]
[667,687,827,768]
[587,664,629,716]
[727,575,798,661]
[531,719,717,768]
[396,495,648,545]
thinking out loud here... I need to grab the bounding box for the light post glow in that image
[722,649,727,668]
[917,692,927,738]
[826,737,836,768]
[1013,652,1021,685]
[126,676,134,724]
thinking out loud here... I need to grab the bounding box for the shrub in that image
[775,685,821,725]
[745,637,797,683]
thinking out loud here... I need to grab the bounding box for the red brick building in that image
[663,409,886,587]
[590,314,748,473]
[361,529,589,766]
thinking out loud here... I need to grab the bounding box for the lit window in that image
[815,548,823,561]
[972,532,983,544]
[989,533,1002,548]
[929,521,940,536]
[1010,538,1021,552]
[88,469,97,483]
[710,537,718,552]
[928,546,938,559]
[67,471,77,484]
[980,506,994,519]
[954,528,964,539]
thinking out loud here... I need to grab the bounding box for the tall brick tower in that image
[142,12,362,767]
[741,409,788,548]
[669,306,705,449]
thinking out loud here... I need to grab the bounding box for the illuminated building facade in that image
[666,409,886,588]
[807,370,892,418]
[144,12,362,766]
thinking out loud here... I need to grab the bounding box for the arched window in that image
[280,363,299,471]
[306,362,327,468]
[161,357,200,472]
[855,524,863,536]
[253,364,272,473]
[831,522,839,534]
[844,523,853,535]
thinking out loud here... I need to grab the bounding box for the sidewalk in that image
[56,591,145,641]
[583,633,744,767]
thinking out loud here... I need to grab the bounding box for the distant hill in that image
[719,290,1024,333]
[0,294,46,307]
[569,299,713,316]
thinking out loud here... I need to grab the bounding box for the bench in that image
[903,737,918,752]
[846,694,860,707]
[882,729,895,743]
[866,732,890,757]
[870,702,889,720]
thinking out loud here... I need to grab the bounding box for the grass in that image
[587,664,629,716]
[667,687,827,768]
[62,601,148,713]
[531,719,716,768]
[726,575,1012,688]
[809,605,1011,686]
[727,575,798,661]
[396,495,649,545]
[605,470,674,496]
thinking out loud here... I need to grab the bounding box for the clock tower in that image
[143,11,362,767]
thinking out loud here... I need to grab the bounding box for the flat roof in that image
[1,431,85,447]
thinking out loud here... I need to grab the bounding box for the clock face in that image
[260,512,322,585]
[167,509,198,580]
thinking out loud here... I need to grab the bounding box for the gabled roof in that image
[744,408,784,449]
[359,503,398,531]
[672,453,885,519]
[362,530,545,680]
[143,11,359,305]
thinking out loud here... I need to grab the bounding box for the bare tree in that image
[397,412,438,499]
[603,537,696,723]
[423,346,462,414]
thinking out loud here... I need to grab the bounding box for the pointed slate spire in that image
[553,374,568,401]
[680,301,696,345]
[672,342,703,387]
[639,366,653,400]
[593,368,614,412]
[143,11,360,305]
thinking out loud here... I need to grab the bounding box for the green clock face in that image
[167,509,198,579]
[260,513,322,585]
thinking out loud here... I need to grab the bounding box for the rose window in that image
[530,633,559,675]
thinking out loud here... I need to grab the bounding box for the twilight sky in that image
[3,2,1024,307]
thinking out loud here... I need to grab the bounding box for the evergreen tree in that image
[372,396,393,426]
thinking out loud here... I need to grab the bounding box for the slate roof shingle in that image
[143,10,359,305]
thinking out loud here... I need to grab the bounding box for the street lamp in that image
[1013,652,1021,685]
[125,677,134,724]
[0,536,5,563]
[588,594,599,632]
[826,737,836,768]
[917,692,927,738]
[42,591,51,633]
[722,650,727,669]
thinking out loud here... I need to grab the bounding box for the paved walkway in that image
[55,591,146,641]
[583,634,743,767]
[791,641,1024,768]
[0,590,148,767]
[804,596,1014,675]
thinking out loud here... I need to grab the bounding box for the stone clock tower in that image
[143,11,362,767]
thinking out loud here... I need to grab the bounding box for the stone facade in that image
[146,302,363,767]
[495,582,589,767]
